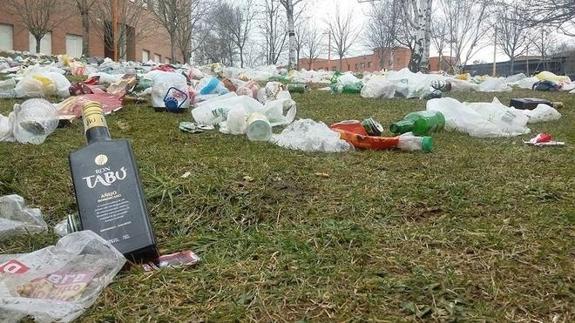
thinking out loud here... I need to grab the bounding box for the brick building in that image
[0,0,182,63]
[299,47,454,73]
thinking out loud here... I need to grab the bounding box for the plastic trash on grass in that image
[0,195,47,240]
[271,119,352,153]
[11,99,59,144]
[0,231,125,323]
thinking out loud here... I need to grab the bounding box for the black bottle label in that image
[70,140,157,262]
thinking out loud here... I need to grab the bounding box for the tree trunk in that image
[35,36,42,54]
[240,47,244,68]
[170,32,176,63]
[286,0,296,70]
[410,0,432,73]
[296,48,300,70]
[510,58,514,75]
[339,56,343,71]
[81,12,90,57]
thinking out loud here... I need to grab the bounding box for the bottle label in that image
[83,113,107,131]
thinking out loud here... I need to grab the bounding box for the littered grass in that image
[0,89,573,321]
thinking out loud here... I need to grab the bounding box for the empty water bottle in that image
[246,113,272,141]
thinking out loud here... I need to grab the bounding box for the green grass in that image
[1,89,574,321]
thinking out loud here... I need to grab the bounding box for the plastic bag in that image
[0,195,47,240]
[518,104,562,123]
[271,119,352,153]
[12,99,59,145]
[360,77,396,99]
[149,71,190,109]
[0,114,13,142]
[0,231,126,323]
[427,98,530,138]
[478,78,512,92]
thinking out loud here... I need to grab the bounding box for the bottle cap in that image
[421,136,433,153]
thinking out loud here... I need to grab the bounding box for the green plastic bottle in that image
[390,111,445,136]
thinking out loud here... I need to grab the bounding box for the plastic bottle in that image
[397,132,433,152]
[390,111,445,136]
[12,98,58,145]
[246,113,272,141]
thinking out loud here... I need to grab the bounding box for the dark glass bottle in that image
[69,101,158,263]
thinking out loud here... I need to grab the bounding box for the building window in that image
[367,62,371,68]
[0,24,13,51]
[28,32,52,55]
[332,66,336,71]
[360,63,365,69]
[65,34,83,58]
[154,54,161,63]
[164,57,171,64]
[142,50,150,62]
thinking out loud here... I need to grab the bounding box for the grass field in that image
[1,89,574,321]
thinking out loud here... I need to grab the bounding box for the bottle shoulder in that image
[70,139,132,158]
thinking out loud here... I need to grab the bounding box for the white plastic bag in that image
[0,231,126,323]
[427,98,530,138]
[478,78,512,92]
[11,99,59,145]
[360,77,396,99]
[149,71,190,109]
[519,104,562,123]
[0,114,13,142]
[271,119,352,153]
[0,195,47,240]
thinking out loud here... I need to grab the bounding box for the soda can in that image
[361,117,384,136]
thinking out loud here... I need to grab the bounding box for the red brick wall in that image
[299,48,445,73]
[0,0,182,63]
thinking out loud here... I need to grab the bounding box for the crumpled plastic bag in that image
[535,71,571,83]
[14,72,71,98]
[11,99,59,145]
[56,88,123,119]
[0,114,13,142]
[271,119,352,153]
[0,231,126,323]
[427,97,530,138]
[478,77,512,92]
[0,195,47,240]
[516,104,562,123]
[149,71,191,109]
[360,76,396,99]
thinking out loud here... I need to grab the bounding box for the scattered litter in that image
[0,231,125,323]
[179,122,204,134]
[0,195,47,240]
[0,99,59,144]
[271,119,352,153]
[524,133,565,147]
[142,250,200,272]
[314,172,330,178]
[181,171,192,179]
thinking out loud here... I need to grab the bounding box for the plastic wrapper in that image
[0,195,47,240]
[271,119,352,153]
[516,104,562,123]
[478,77,512,92]
[56,88,123,119]
[0,231,126,323]
[0,114,13,142]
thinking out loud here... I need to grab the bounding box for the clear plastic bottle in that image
[246,113,272,141]
[397,132,433,152]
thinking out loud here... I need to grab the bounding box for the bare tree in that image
[496,3,529,75]
[279,0,305,70]
[365,0,403,70]
[328,4,359,71]
[523,0,575,35]
[302,23,323,70]
[213,0,256,68]
[440,0,493,73]
[146,0,192,62]
[260,0,288,65]
[6,0,65,54]
[398,0,433,72]
[293,19,308,70]
[175,0,212,64]
[431,14,449,72]
[528,27,557,72]
[74,0,97,57]
[93,0,153,60]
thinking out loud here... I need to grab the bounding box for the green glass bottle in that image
[390,111,445,136]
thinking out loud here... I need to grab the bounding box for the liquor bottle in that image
[69,101,158,263]
[390,111,445,136]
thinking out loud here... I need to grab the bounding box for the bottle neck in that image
[390,120,415,134]
[86,126,111,144]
